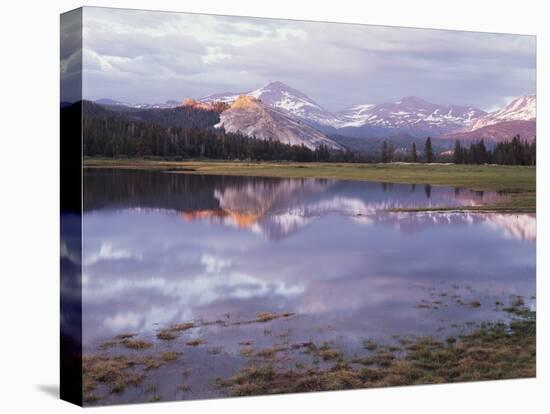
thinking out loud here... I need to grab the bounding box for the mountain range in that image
[94,81,536,150]
[201,81,486,134]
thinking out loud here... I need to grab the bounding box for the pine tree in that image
[453,140,463,164]
[424,137,434,163]
[388,142,395,162]
[411,143,417,163]
[381,141,389,163]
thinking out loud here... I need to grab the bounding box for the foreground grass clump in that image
[171,322,195,332]
[83,355,145,401]
[185,338,206,347]
[115,333,136,340]
[219,315,535,396]
[121,339,153,350]
[83,350,187,402]
[156,329,178,341]
[256,312,280,322]
[318,343,342,361]
[84,159,535,211]
[255,346,287,359]
[160,351,180,362]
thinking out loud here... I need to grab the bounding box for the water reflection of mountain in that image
[84,169,533,241]
[379,212,535,241]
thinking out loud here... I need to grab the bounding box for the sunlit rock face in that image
[215,96,342,150]
[182,98,229,113]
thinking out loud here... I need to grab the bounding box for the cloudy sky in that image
[74,7,535,111]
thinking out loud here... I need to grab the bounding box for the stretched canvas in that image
[60,6,536,406]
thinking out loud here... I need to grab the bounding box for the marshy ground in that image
[82,289,535,405]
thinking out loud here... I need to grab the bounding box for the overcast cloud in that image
[77,7,536,111]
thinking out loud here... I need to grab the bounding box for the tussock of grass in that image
[256,312,279,322]
[185,338,206,347]
[140,356,162,370]
[160,351,180,362]
[121,339,153,350]
[171,322,195,332]
[319,348,342,361]
[256,346,286,359]
[115,333,136,340]
[83,355,145,398]
[156,330,178,341]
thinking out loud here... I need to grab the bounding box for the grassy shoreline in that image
[84,158,536,212]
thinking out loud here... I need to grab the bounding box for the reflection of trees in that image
[424,184,432,199]
[84,169,327,213]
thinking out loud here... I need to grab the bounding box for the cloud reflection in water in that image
[82,172,535,345]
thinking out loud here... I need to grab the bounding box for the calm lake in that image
[80,168,536,403]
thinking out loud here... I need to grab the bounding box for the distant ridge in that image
[95,82,535,142]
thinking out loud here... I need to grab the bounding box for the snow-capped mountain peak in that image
[200,81,342,127]
[248,81,324,112]
[468,94,536,131]
[495,94,536,120]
